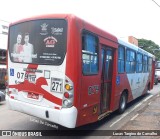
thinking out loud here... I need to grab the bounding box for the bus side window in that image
[136,53,143,73]
[82,32,98,75]
[118,45,125,73]
[148,57,152,72]
[143,55,148,72]
[126,49,136,73]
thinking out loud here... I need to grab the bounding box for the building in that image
[128,36,138,46]
[120,36,138,46]
[0,20,9,50]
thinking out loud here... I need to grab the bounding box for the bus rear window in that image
[9,19,67,65]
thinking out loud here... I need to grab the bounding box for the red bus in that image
[6,14,155,128]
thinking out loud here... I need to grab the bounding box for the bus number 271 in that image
[51,78,63,93]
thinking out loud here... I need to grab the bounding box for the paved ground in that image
[121,94,160,130]
[0,86,160,138]
[111,92,160,139]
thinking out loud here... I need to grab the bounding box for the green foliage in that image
[138,38,160,60]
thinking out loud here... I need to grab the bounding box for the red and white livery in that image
[6,14,155,128]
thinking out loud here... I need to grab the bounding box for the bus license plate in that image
[51,78,63,93]
[27,93,39,100]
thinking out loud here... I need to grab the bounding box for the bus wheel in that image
[118,92,127,114]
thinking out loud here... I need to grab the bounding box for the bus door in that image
[100,47,113,114]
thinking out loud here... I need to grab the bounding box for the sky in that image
[0,0,160,46]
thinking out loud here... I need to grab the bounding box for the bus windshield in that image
[9,19,67,65]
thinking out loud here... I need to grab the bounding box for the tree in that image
[138,39,160,60]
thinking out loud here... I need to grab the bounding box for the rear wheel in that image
[118,92,127,114]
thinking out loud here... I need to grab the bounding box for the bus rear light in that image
[64,92,69,98]
[62,76,74,108]
[63,99,72,107]
[65,84,73,91]
[10,96,14,99]
[64,92,73,99]
[65,79,69,82]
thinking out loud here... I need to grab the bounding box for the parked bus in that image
[6,14,155,128]
[0,49,7,89]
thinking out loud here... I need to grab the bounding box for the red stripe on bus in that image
[9,78,62,106]
[9,62,62,106]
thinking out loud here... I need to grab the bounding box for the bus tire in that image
[118,92,127,114]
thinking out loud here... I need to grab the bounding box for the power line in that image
[151,0,160,8]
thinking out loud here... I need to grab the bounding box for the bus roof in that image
[9,14,154,59]
[10,14,118,45]
[118,38,155,59]
[10,14,70,25]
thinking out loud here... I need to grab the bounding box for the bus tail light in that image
[62,76,74,108]
[65,84,73,91]
[10,95,15,99]
[64,92,73,99]
[64,92,70,98]
[63,99,72,107]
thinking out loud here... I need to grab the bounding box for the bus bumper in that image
[6,95,77,128]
